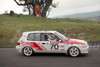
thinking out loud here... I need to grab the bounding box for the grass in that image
[0,14,100,47]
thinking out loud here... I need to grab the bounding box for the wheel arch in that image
[67,46,81,55]
[22,46,34,52]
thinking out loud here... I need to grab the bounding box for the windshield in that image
[55,32,69,41]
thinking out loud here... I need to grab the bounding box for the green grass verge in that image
[0,14,100,47]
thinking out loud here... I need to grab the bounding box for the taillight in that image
[17,42,20,45]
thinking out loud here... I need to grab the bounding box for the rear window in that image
[27,33,40,41]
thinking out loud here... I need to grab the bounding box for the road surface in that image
[0,48,100,67]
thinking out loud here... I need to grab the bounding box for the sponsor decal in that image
[50,41,59,44]
[61,49,64,51]
[60,46,64,47]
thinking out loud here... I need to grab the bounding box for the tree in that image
[14,0,53,18]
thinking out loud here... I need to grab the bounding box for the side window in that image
[27,33,40,41]
[41,33,61,41]
[41,33,48,41]
[47,33,60,41]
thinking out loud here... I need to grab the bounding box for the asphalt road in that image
[0,48,100,67]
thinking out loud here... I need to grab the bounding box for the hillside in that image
[56,10,100,21]
[0,14,100,47]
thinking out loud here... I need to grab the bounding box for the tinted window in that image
[41,33,60,41]
[41,33,48,41]
[27,33,40,41]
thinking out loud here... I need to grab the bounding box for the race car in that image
[16,31,89,57]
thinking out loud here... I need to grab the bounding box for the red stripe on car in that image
[60,39,86,45]
[21,42,46,51]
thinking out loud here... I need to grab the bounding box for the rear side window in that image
[27,33,40,41]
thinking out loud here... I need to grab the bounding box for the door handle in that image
[42,43,45,44]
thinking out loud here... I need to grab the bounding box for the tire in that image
[22,47,34,56]
[68,47,80,57]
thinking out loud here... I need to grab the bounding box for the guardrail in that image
[88,41,100,50]
[88,40,100,46]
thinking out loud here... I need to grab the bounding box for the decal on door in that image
[50,41,59,50]
[51,44,59,50]
[21,42,47,51]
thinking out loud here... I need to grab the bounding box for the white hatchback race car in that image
[16,31,89,57]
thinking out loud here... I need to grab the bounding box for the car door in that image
[49,35,65,53]
[27,33,48,52]
[40,33,51,52]
[41,33,65,53]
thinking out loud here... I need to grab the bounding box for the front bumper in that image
[80,46,89,54]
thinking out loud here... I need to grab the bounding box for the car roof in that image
[23,31,57,34]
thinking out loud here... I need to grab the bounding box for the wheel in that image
[22,47,34,56]
[68,47,80,57]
